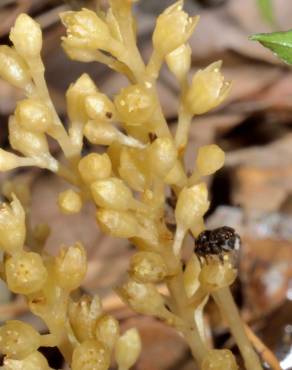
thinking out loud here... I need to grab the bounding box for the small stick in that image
[243,323,282,370]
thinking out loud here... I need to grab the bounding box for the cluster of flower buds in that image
[0,1,263,370]
[68,294,141,370]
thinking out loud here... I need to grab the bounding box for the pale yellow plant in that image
[0,1,263,370]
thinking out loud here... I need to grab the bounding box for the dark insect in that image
[194,226,241,264]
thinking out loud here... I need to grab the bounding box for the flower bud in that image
[62,42,98,62]
[95,314,120,350]
[84,120,118,145]
[166,44,191,81]
[0,195,25,253]
[202,349,238,370]
[115,328,141,370]
[183,255,201,297]
[85,93,116,121]
[0,320,41,359]
[173,183,209,255]
[175,183,209,230]
[84,120,144,148]
[199,260,237,292]
[119,147,150,192]
[96,209,140,238]
[69,294,103,342]
[3,351,51,370]
[129,252,167,283]
[153,1,199,56]
[114,84,156,125]
[15,99,52,133]
[148,137,177,177]
[0,46,31,89]
[0,149,22,171]
[117,279,166,316]
[91,178,134,211]
[9,117,49,157]
[66,73,97,123]
[78,153,112,184]
[60,9,112,52]
[195,144,225,176]
[164,160,187,187]
[58,189,83,215]
[5,251,48,294]
[10,14,42,58]
[185,61,231,115]
[71,339,110,370]
[55,242,87,291]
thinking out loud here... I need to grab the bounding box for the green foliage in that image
[257,0,275,26]
[250,30,292,64]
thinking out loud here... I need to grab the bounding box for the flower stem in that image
[212,287,263,370]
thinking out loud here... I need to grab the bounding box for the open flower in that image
[153,0,199,56]
[60,8,112,53]
[0,195,25,253]
[185,61,231,115]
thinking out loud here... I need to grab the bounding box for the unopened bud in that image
[78,153,112,184]
[129,252,167,283]
[199,259,237,292]
[183,255,201,297]
[55,242,87,291]
[173,183,209,255]
[62,43,98,62]
[164,160,187,187]
[84,120,144,148]
[69,294,103,342]
[0,149,22,171]
[119,147,150,192]
[10,14,42,58]
[196,144,225,176]
[66,73,97,123]
[71,339,110,370]
[148,137,177,177]
[60,9,112,52]
[115,328,141,370]
[175,183,209,230]
[95,314,120,350]
[3,351,51,370]
[166,44,192,81]
[9,116,49,157]
[5,251,48,294]
[84,120,118,145]
[91,178,135,211]
[15,99,52,133]
[85,93,116,121]
[117,279,166,316]
[153,1,199,56]
[114,84,156,125]
[0,321,41,359]
[185,61,231,116]
[0,46,31,89]
[202,349,238,370]
[96,209,140,238]
[0,195,25,253]
[58,189,82,215]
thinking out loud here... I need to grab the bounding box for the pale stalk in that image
[212,287,263,370]
[175,105,192,152]
[26,56,77,158]
[167,268,208,365]
[109,0,145,80]
[110,1,171,139]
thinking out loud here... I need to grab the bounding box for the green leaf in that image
[257,0,275,26]
[250,30,292,64]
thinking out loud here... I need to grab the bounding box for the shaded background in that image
[0,0,292,369]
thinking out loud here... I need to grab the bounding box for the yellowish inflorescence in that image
[0,1,263,370]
